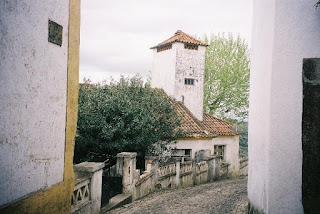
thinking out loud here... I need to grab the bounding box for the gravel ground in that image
[108,178,248,214]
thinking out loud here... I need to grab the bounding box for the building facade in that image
[0,1,80,213]
[248,0,320,213]
[151,30,206,121]
[151,31,240,177]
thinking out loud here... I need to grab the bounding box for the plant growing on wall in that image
[74,76,182,164]
[203,33,250,122]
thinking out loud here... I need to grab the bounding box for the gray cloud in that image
[80,0,253,83]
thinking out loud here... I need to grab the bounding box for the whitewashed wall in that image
[151,46,176,97]
[174,136,239,176]
[248,0,320,213]
[175,139,213,158]
[0,1,69,206]
[213,136,240,177]
[174,43,205,121]
[151,42,205,121]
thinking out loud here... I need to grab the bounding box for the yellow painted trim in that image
[0,1,81,213]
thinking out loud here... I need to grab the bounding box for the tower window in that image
[185,78,194,85]
[157,44,172,52]
[184,43,198,50]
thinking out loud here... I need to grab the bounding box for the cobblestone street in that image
[109,178,248,214]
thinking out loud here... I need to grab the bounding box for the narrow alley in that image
[108,178,247,214]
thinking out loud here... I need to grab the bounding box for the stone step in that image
[100,193,132,213]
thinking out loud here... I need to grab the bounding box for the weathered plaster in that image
[151,42,205,121]
[151,46,177,97]
[0,1,70,205]
[248,0,320,213]
[174,43,205,121]
[174,136,239,177]
[0,0,80,213]
[213,136,240,178]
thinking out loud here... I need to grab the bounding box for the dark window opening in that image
[214,145,225,160]
[184,43,198,50]
[157,44,172,52]
[185,78,194,85]
[172,149,192,157]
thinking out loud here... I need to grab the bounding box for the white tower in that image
[151,30,207,121]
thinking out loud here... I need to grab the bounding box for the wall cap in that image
[117,152,137,158]
[73,162,105,173]
[145,156,159,160]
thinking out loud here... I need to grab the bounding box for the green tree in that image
[203,34,250,121]
[238,122,248,157]
[74,76,182,164]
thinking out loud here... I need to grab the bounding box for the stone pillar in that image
[214,156,221,180]
[192,159,197,185]
[73,162,105,214]
[145,156,159,172]
[175,160,180,188]
[203,156,215,182]
[116,152,137,194]
[145,156,159,181]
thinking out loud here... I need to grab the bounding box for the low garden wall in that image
[115,152,225,201]
[72,162,104,214]
[239,157,248,176]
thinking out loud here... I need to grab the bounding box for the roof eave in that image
[150,41,208,49]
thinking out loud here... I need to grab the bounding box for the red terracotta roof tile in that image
[202,113,238,136]
[173,101,210,138]
[172,101,238,138]
[151,30,208,49]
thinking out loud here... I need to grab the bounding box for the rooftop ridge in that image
[150,30,208,49]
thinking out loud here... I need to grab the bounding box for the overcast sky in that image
[79,0,253,83]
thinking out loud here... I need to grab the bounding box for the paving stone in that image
[108,178,248,214]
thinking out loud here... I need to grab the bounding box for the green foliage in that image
[238,122,248,157]
[74,76,182,164]
[203,34,250,122]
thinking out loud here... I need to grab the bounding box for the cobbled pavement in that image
[108,178,248,214]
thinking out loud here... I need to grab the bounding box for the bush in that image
[74,76,182,164]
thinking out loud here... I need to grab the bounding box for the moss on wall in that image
[0,0,80,213]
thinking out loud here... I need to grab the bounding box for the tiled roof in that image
[173,101,238,138]
[202,113,237,136]
[173,101,209,138]
[151,30,208,49]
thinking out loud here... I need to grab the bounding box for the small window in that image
[157,44,172,52]
[184,43,198,50]
[214,145,225,160]
[185,149,191,157]
[172,149,192,157]
[185,78,194,85]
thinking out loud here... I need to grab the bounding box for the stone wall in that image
[239,158,248,177]
[115,152,222,201]
[72,162,104,214]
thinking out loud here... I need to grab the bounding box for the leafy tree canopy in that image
[74,76,182,163]
[203,33,250,122]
